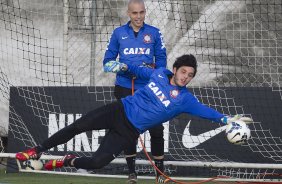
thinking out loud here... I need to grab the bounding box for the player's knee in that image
[151,144,164,156]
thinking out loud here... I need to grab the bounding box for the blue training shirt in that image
[103,21,166,89]
[121,65,225,133]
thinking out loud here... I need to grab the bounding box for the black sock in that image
[35,144,47,153]
[126,156,136,174]
[154,158,164,177]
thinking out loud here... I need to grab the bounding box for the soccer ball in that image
[225,120,251,145]
[23,159,43,170]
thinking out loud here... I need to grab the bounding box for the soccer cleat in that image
[16,147,41,161]
[156,175,175,184]
[44,154,76,170]
[127,173,137,184]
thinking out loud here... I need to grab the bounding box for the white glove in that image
[104,60,127,73]
[221,114,253,125]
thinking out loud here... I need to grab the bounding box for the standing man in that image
[103,0,167,183]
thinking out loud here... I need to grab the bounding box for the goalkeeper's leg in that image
[149,125,166,181]
[45,130,130,170]
[124,141,138,184]
[16,101,127,161]
[150,125,175,184]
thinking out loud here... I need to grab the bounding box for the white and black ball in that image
[23,160,43,170]
[226,120,251,145]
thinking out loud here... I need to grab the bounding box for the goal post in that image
[1,0,282,183]
[1,152,282,183]
[2,153,282,170]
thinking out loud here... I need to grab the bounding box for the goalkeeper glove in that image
[221,114,253,125]
[104,60,127,73]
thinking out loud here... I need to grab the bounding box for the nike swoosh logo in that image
[122,36,128,39]
[182,120,226,148]
[158,74,164,78]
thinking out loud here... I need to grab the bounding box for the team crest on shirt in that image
[143,34,152,43]
[170,89,179,98]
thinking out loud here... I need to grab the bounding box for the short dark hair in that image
[172,54,197,77]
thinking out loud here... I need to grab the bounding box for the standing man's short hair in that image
[128,0,145,6]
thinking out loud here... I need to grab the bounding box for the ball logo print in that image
[225,120,251,145]
[23,160,43,170]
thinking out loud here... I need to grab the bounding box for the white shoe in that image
[156,175,175,183]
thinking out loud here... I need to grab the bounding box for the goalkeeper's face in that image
[171,66,195,87]
[127,2,146,31]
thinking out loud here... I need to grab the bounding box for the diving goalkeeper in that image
[16,54,253,177]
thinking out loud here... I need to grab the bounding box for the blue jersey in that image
[103,21,166,89]
[121,65,225,133]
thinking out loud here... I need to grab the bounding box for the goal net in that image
[1,0,282,182]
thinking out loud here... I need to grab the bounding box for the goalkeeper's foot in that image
[44,154,76,170]
[16,147,42,161]
[156,175,175,183]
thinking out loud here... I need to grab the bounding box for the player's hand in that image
[104,60,127,73]
[221,114,253,125]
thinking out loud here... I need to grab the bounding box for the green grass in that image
[0,169,237,184]
[0,169,153,184]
